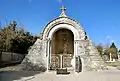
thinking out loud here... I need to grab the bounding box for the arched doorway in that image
[50,29,74,70]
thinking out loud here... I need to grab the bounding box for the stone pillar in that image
[76,40,85,72]
[74,40,77,72]
[46,39,51,71]
[49,39,52,65]
[109,53,112,62]
[74,40,79,72]
[60,55,63,68]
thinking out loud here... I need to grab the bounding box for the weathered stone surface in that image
[21,7,107,72]
[82,37,107,71]
[21,39,47,71]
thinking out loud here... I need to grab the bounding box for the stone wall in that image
[21,39,47,71]
[80,37,107,71]
[1,52,24,62]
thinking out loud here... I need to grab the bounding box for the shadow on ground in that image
[0,71,42,81]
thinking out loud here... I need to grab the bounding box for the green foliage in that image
[0,21,16,51]
[10,31,37,54]
[104,42,118,59]
[96,42,119,60]
[96,45,103,57]
[0,21,38,54]
[110,42,116,48]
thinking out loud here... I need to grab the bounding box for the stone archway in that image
[21,6,107,72]
[45,23,83,72]
[50,29,74,70]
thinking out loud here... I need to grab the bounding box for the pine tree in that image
[107,42,118,59]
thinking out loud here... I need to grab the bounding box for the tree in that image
[105,42,118,60]
[119,49,120,52]
[10,30,38,54]
[96,44,103,57]
[0,21,38,54]
[0,21,17,51]
[9,25,38,54]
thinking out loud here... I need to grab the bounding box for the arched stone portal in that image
[45,23,83,71]
[50,29,74,70]
[21,6,107,72]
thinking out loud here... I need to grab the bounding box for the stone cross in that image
[59,6,67,17]
[60,6,66,13]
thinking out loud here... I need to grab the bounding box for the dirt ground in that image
[0,70,120,81]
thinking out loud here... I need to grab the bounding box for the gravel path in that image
[1,70,120,81]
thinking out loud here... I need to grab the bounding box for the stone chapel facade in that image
[21,6,107,72]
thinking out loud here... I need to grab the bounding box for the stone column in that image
[60,55,63,68]
[74,40,79,72]
[73,40,77,72]
[76,40,85,72]
[109,53,112,62]
[49,39,52,65]
[46,38,51,71]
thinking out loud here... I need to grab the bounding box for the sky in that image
[0,0,120,48]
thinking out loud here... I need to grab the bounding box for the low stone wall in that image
[1,52,24,62]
